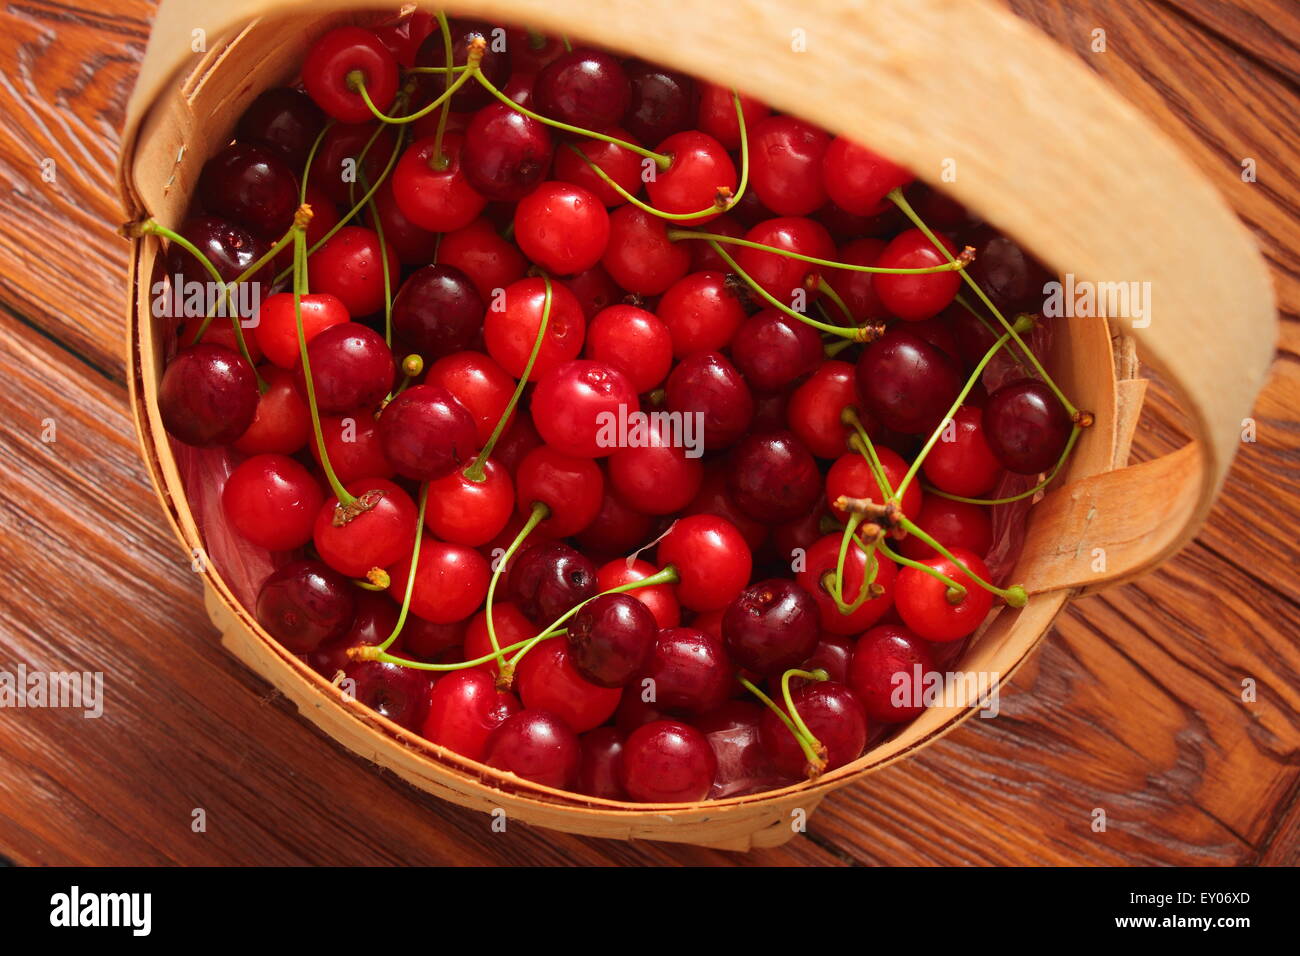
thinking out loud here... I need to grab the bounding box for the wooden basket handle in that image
[118,0,1276,596]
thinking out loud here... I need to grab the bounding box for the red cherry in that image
[825,447,922,524]
[401,615,467,661]
[849,624,937,722]
[664,350,754,451]
[372,10,436,68]
[307,226,401,318]
[313,478,417,578]
[377,383,479,481]
[656,271,747,356]
[534,49,630,127]
[493,412,544,475]
[436,216,527,300]
[748,116,831,216]
[899,497,993,562]
[484,277,585,381]
[292,322,394,414]
[786,360,856,458]
[735,216,835,306]
[222,453,323,551]
[421,668,519,761]
[425,459,513,546]
[621,720,716,802]
[921,405,1002,497]
[553,127,644,206]
[821,137,913,215]
[253,292,350,371]
[392,133,487,233]
[796,533,897,634]
[595,559,681,629]
[646,131,735,224]
[607,413,705,515]
[657,514,751,612]
[484,710,581,790]
[894,547,994,642]
[601,205,691,294]
[726,431,821,524]
[464,602,534,676]
[462,101,554,201]
[234,366,311,455]
[311,413,395,484]
[515,640,622,732]
[424,350,515,446]
[157,345,259,447]
[387,536,491,624]
[302,26,399,123]
[639,628,733,713]
[683,213,744,271]
[577,726,628,799]
[514,181,610,275]
[531,360,639,458]
[684,463,768,552]
[696,82,769,150]
[731,307,823,392]
[758,681,867,777]
[873,228,962,320]
[307,122,397,204]
[564,265,623,320]
[825,237,888,323]
[514,445,604,537]
[584,304,673,393]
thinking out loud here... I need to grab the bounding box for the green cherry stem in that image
[781,667,831,766]
[462,275,555,482]
[300,119,334,205]
[816,277,855,324]
[486,501,551,682]
[895,515,1027,607]
[668,229,974,276]
[473,71,671,169]
[354,45,480,125]
[292,222,354,506]
[830,516,880,615]
[367,631,564,670]
[842,406,895,498]
[430,10,457,166]
[875,537,966,601]
[887,186,1077,418]
[924,424,1082,506]
[374,482,432,653]
[738,676,825,772]
[357,168,394,345]
[188,223,298,346]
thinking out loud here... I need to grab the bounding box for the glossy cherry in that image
[309,589,399,677]
[307,226,401,318]
[855,327,963,435]
[554,127,644,206]
[899,497,993,562]
[424,351,515,445]
[664,350,754,451]
[387,536,491,624]
[824,237,888,323]
[921,405,1002,497]
[535,49,630,127]
[732,307,823,392]
[377,383,479,481]
[566,592,658,687]
[515,640,622,732]
[255,559,355,653]
[623,60,697,144]
[515,445,604,537]
[656,515,751,612]
[437,216,528,299]
[825,446,922,524]
[307,122,397,204]
[726,431,821,524]
[601,205,691,294]
[484,277,585,381]
[234,366,312,455]
[696,82,768,150]
[873,228,962,320]
[413,19,511,111]
[796,533,897,634]
[302,26,399,123]
[463,101,554,201]
[577,726,628,799]
[421,667,520,760]
[821,138,913,215]
[313,478,417,578]
[734,216,835,306]
[685,464,768,552]
[656,271,747,356]
[638,628,733,714]
[583,304,673,393]
[747,116,831,216]
[311,413,395,484]
[222,453,324,551]
[198,142,298,238]
[595,559,681,629]
[849,624,937,722]
[484,710,581,789]
[253,291,350,371]
[894,547,994,642]
[514,181,610,275]
[786,360,857,458]
[426,459,513,546]
[391,264,484,359]
[293,322,394,414]
[392,133,488,233]
[607,413,705,516]
[158,345,259,447]
[621,720,716,803]
[758,681,868,778]
[722,578,820,676]
[965,225,1053,315]
[507,541,598,626]
[982,379,1072,474]
[646,131,735,223]
[342,660,431,731]
[167,215,271,289]
[531,360,639,458]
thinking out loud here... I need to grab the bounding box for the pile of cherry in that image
[147,9,1087,803]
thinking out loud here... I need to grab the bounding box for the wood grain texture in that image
[0,0,1297,865]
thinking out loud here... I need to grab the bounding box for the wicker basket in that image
[117,0,1276,850]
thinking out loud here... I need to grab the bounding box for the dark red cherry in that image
[795,633,855,687]
[342,660,431,731]
[621,720,716,803]
[167,215,271,289]
[567,593,658,687]
[309,590,399,677]
[849,624,937,722]
[622,60,697,144]
[535,49,630,127]
[313,478,418,578]
[577,726,628,799]
[302,25,399,123]
[371,177,440,264]
[377,383,479,480]
[664,350,754,452]
[824,237,888,323]
[222,453,324,551]
[758,681,868,778]
[639,628,733,714]
[531,359,639,458]
[514,445,604,537]
[255,559,355,653]
[293,322,395,413]
[422,668,519,761]
[965,225,1053,315]
[747,116,831,216]
[413,19,511,111]
[462,101,554,201]
[485,709,581,789]
[515,641,622,732]
[308,122,397,205]
[726,431,821,524]
[855,328,963,434]
[507,541,598,626]
[684,463,768,552]
[656,515,752,612]
[158,344,259,447]
[199,142,298,238]
[982,379,1072,474]
[722,579,820,676]
[554,127,644,207]
[392,264,484,359]
[731,307,823,392]
[576,489,655,556]
[236,87,327,169]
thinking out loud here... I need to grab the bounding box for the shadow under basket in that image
[117,0,1276,850]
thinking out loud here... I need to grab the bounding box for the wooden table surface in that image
[1,0,1297,866]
